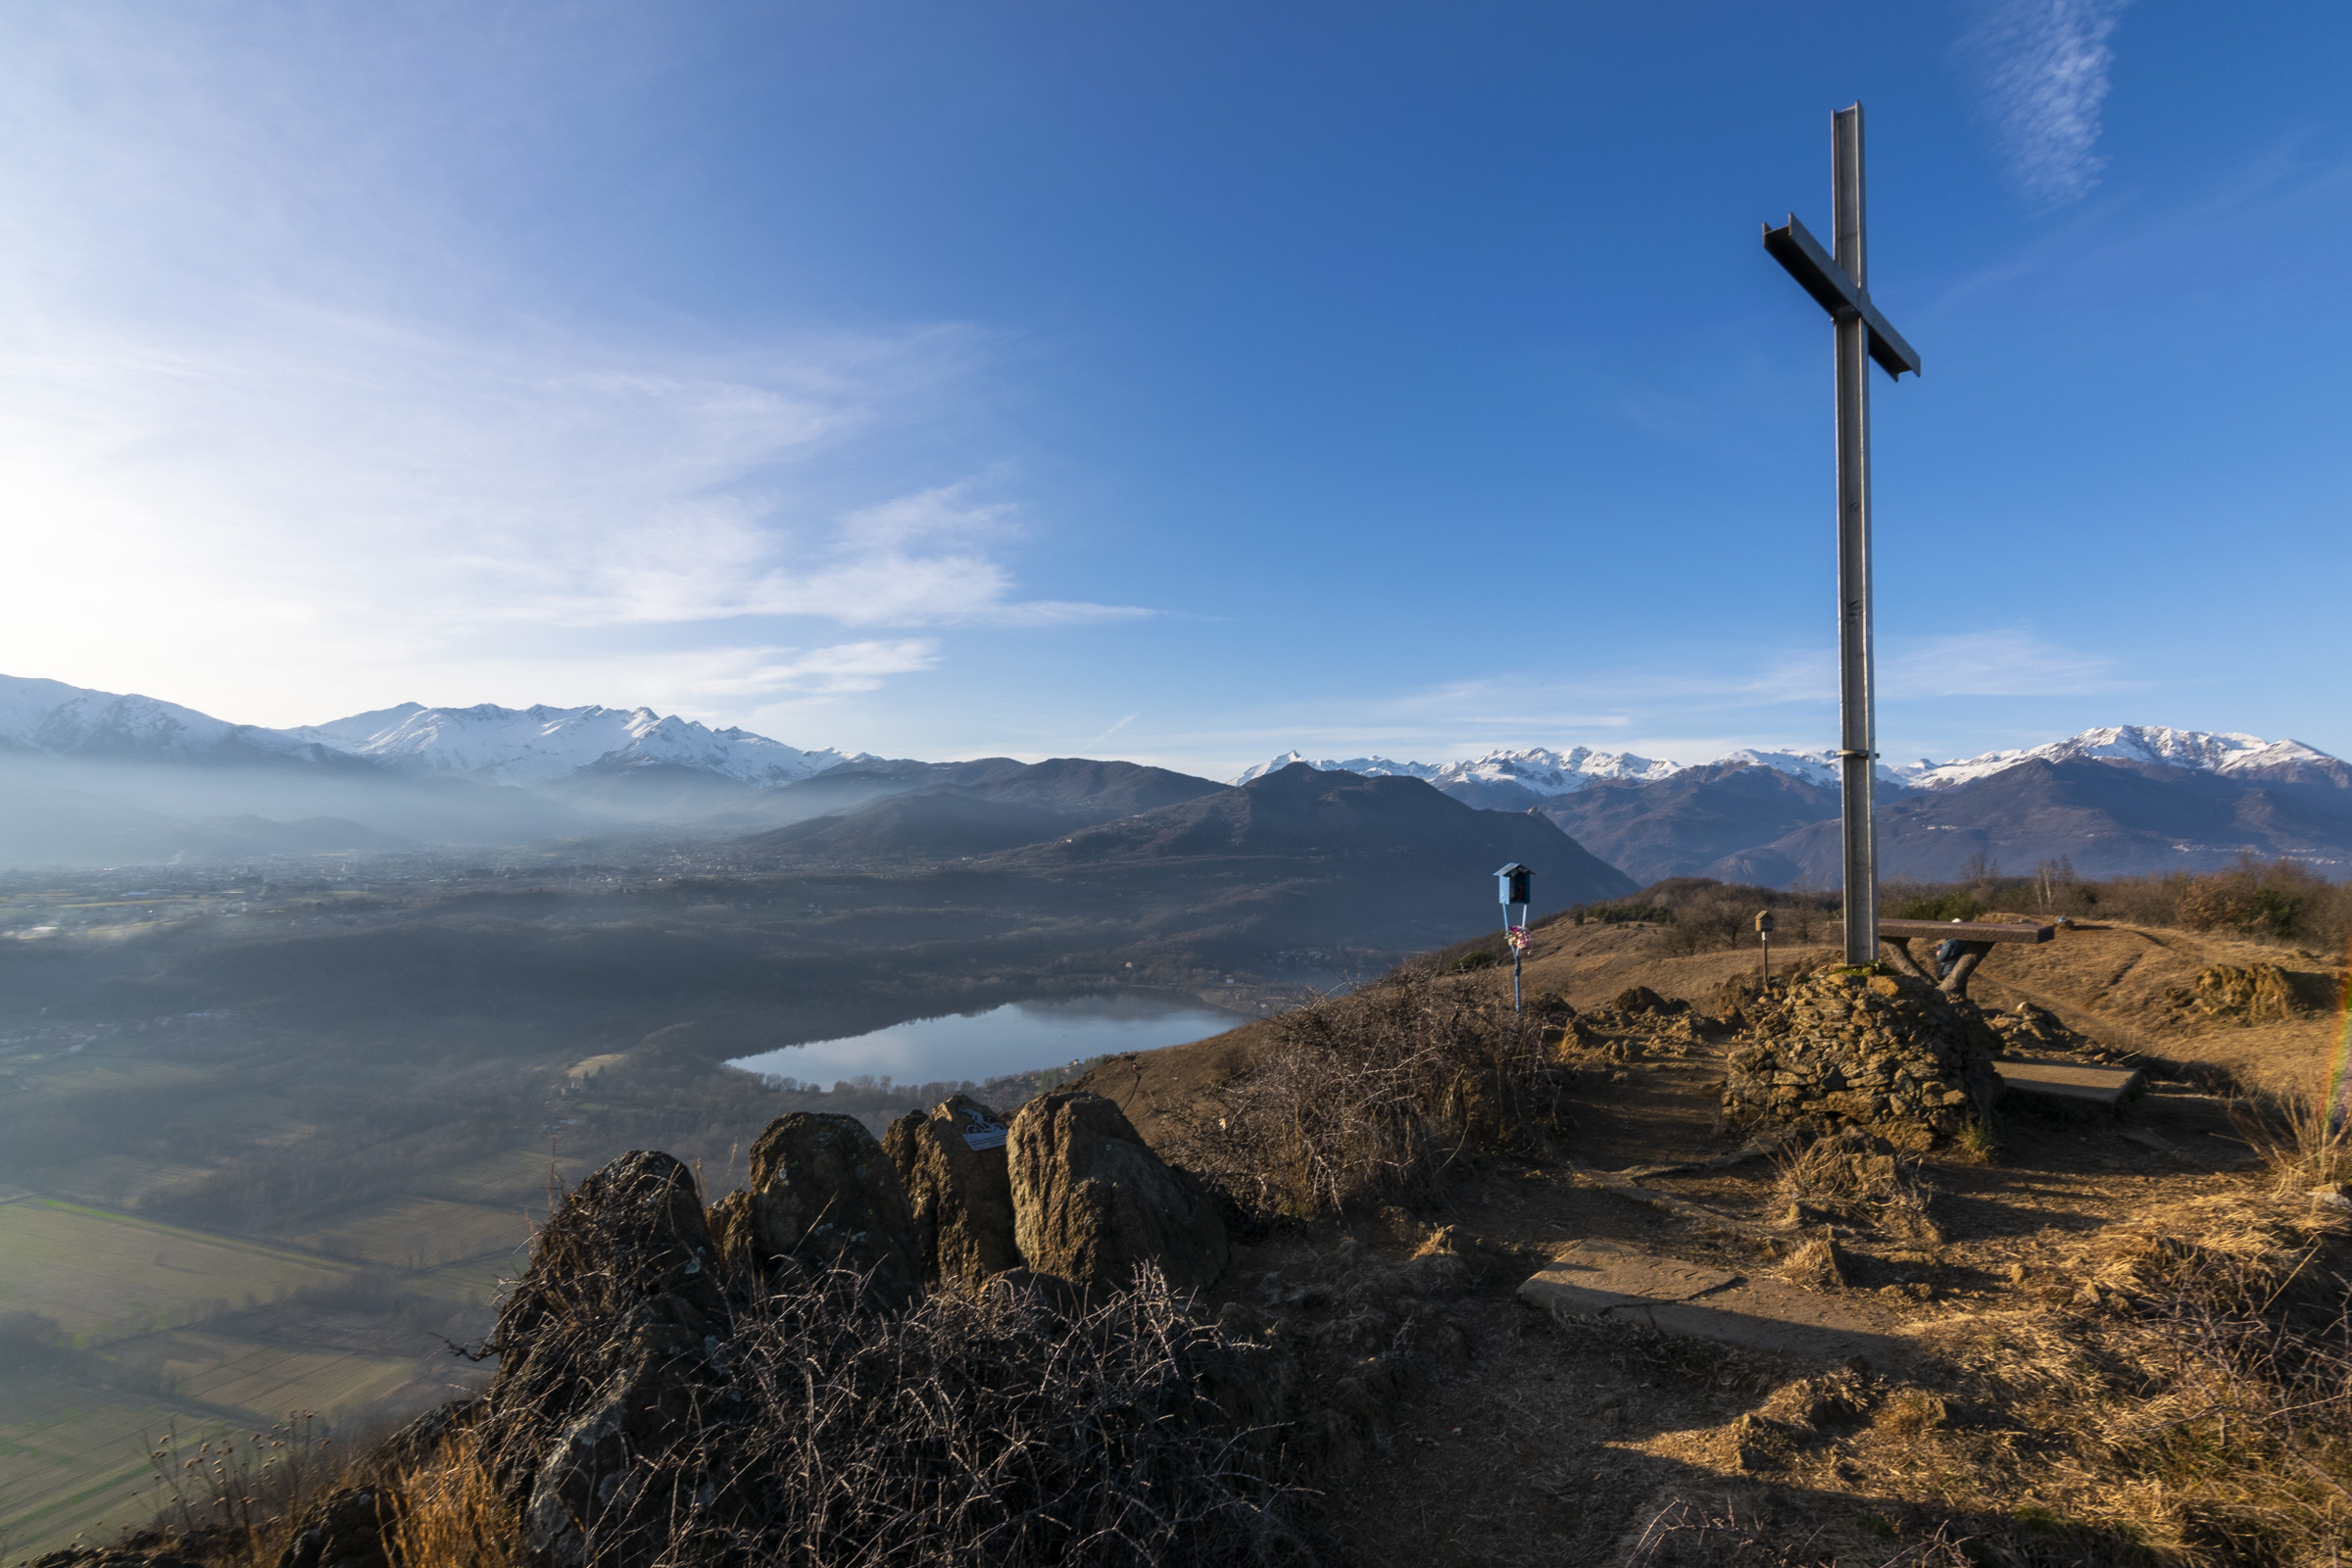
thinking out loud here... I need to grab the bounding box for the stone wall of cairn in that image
[1723,967,2002,1152]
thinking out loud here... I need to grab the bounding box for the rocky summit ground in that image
[1060,915,2352,1565]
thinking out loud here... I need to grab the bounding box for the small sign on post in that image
[1754,908,1776,989]
[1495,863,1533,1012]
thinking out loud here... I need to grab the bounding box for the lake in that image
[726,994,1244,1090]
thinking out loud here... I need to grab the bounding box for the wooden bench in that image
[1849,917,2054,999]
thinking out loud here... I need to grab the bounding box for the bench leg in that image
[1878,937,1932,983]
[1938,942,1994,1001]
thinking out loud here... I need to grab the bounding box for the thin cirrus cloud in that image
[0,300,1143,719]
[0,7,1142,728]
[1964,0,2131,210]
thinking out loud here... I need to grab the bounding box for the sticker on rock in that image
[959,1106,1007,1152]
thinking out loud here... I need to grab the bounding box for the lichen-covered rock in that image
[715,1112,920,1307]
[884,1095,1020,1290]
[482,1150,729,1568]
[1007,1089,1230,1294]
[1722,968,1999,1152]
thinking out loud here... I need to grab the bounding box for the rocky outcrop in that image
[1723,968,2000,1152]
[884,1095,1020,1291]
[1007,1090,1230,1295]
[482,1150,729,1568]
[709,1113,920,1307]
[274,1487,400,1568]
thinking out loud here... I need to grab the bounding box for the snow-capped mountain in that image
[0,674,855,787]
[0,674,328,764]
[296,702,854,786]
[1234,746,1677,796]
[1238,727,2345,799]
[1233,752,1443,785]
[1892,726,2345,790]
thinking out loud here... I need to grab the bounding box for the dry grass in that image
[135,1413,342,1565]
[391,1434,518,1568]
[1625,1495,1973,1567]
[1160,969,1559,1220]
[1771,1130,1941,1240]
[2235,1086,2352,1196]
[1909,1178,2352,1565]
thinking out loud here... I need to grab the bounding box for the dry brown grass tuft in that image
[391,1434,517,1568]
[2232,1086,2352,1196]
[1772,1130,1941,1240]
[1159,969,1559,1219]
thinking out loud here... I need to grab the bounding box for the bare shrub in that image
[1565,880,1839,956]
[473,1261,1299,1568]
[134,1413,349,1567]
[1882,858,2352,954]
[1163,970,1557,1219]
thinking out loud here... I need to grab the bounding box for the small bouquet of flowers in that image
[1504,924,1531,954]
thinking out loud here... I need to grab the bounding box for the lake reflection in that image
[726,995,1242,1090]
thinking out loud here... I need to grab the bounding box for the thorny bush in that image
[1166,969,1560,1220]
[481,1259,1301,1568]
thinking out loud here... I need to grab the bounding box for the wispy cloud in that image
[0,6,1139,730]
[1883,629,2130,698]
[1965,0,2131,210]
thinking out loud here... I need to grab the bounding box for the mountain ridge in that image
[1233,724,2345,800]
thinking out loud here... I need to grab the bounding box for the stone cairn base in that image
[1723,967,2002,1152]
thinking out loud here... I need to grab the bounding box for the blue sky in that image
[1,1,2345,779]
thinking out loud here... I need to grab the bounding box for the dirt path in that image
[1068,916,2346,1564]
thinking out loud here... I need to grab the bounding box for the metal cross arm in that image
[1763,215,1922,380]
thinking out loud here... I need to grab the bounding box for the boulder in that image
[1007,1089,1230,1295]
[884,1095,1020,1290]
[712,1112,920,1307]
[274,1486,401,1568]
[482,1150,728,1568]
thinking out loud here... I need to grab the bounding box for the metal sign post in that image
[1754,908,1776,990]
[1764,103,1921,967]
[1494,863,1533,1012]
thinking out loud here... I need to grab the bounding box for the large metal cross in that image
[1764,102,1921,967]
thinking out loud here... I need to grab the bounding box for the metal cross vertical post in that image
[1764,102,1920,968]
[1832,106,1877,968]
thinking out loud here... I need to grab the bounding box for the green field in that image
[0,1366,228,1560]
[0,1199,503,1557]
[290,1195,534,1268]
[0,1200,358,1346]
